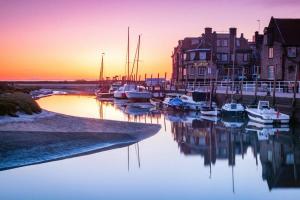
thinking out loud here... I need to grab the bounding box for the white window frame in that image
[268,47,274,59]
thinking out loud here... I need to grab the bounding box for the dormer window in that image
[287,47,297,58]
[268,47,274,59]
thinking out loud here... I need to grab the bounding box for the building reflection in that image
[170,113,300,190]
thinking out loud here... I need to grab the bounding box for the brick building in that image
[171,27,253,84]
[260,17,300,81]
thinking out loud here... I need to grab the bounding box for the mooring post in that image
[292,63,299,121]
[272,65,277,107]
[254,66,258,104]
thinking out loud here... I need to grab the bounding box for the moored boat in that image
[245,101,290,124]
[113,84,136,99]
[125,86,152,102]
[221,102,245,117]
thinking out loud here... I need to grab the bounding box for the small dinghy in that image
[245,101,290,124]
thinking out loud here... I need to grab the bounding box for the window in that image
[190,66,195,75]
[183,53,187,61]
[243,54,248,62]
[231,54,235,61]
[267,65,275,80]
[236,39,240,47]
[287,47,297,58]
[198,67,206,75]
[199,52,206,60]
[217,39,221,47]
[221,54,228,61]
[191,39,199,45]
[190,52,196,61]
[217,53,221,60]
[207,67,212,75]
[223,39,228,47]
[268,47,274,59]
[183,68,187,76]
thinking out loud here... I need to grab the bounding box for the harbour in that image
[1,94,300,199]
[1,1,300,199]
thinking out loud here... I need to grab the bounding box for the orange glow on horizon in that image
[1,0,299,81]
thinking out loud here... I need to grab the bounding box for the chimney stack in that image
[205,27,212,35]
[229,27,237,37]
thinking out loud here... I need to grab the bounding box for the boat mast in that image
[127,27,130,81]
[131,35,141,82]
[99,52,104,87]
[135,35,141,82]
[231,36,236,102]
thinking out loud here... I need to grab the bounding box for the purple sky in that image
[0,0,299,80]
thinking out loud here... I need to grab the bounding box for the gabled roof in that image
[272,17,300,46]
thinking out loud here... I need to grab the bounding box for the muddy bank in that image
[0,110,161,171]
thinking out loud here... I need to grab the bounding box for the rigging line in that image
[130,36,140,79]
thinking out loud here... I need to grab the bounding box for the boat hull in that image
[125,91,152,102]
[246,109,290,124]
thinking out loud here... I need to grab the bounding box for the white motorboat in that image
[109,82,122,94]
[125,86,152,102]
[245,101,290,124]
[180,95,216,111]
[221,102,245,117]
[113,84,136,99]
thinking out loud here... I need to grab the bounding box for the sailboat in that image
[125,35,152,102]
[114,27,136,99]
[221,37,245,117]
[95,53,114,99]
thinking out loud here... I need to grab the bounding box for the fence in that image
[168,81,300,95]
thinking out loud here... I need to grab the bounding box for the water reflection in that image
[169,112,300,191]
[7,94,297,199]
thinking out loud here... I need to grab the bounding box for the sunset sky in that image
[0,0,299,81]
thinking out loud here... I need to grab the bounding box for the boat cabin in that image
[258,101,270,110]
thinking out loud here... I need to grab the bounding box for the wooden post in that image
[292,63,299,121]
[240,67,244,102]
[226,68,230,97]
[272,65,277,107]
[254,66,258,104]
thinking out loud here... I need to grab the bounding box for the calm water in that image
[0,94,300,200]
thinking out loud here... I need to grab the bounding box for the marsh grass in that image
[0,92,41,116]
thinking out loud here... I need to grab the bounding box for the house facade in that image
[171,27,253,84]
[260,17,300,81]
